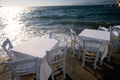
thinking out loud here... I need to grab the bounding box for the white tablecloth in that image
[79,29,110,61]
[11,36,59,80]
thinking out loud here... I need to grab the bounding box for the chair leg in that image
[78,52,81,59]
[72,49,75,58]
[78,49,82,59]
[94,62,97,69]
[82,53,85,67]
[100,60,103,65]
[11,74,15,80]
[63,65,66,79]
[107,47,114,62]
[94,58,98,69]
[94,57,97,69]
[94,53,99,69]
[108,54,111,62]
[51,72,54,80]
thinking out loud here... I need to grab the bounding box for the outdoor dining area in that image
[0,25,120,80]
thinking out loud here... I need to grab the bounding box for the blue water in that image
[0,5,120,53]
[21,5,120,28]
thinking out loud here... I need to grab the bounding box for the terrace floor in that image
[0,47,120,80]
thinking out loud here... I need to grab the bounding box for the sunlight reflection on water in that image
[0,7,70,57]
[0,7,26,44]
[0,7,39,45]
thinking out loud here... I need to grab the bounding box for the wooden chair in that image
[108,27,120,62]
[46,45,67,80]
[98,26,108,31]
[49,32,57,39]
[82,39,102,69]
[5,57,40,80]
[69,28,81,58]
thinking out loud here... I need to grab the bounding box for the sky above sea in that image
[0,0,116,7]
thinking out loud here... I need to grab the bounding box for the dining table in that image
[11,36,59,80]
[79,29,110,63]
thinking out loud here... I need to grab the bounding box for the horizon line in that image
[0,4,114,7]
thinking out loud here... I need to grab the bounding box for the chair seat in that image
[20,73,36,80]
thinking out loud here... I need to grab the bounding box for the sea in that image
[0,5,120,56]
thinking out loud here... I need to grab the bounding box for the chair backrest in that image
[5,57,40,80]
[46,45,67,69]
[69,28,77,47]
[49,32,57,39]
[1,38,13,58]
[98,26,108,31]
[110,27,120,45]
[83,39,102,54]
[69,28,76,41]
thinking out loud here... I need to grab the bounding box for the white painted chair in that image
[46,45,67,80]
[69,28,81,58]
[82,39,102,69]
[5,57,40,80]
[1,38,13,58]
[98,26,108,31]
[49,32,57,39]
[108,27,120,62]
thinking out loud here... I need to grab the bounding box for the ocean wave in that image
[25,15,85,20]
[96,12,120,15]
[48,20,120,28]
